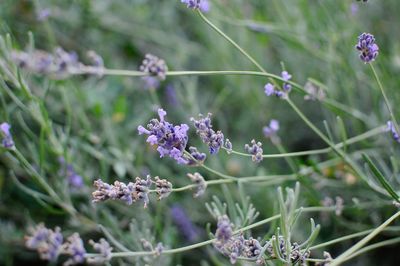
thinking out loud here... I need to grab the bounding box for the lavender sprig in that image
[191,113,225,155]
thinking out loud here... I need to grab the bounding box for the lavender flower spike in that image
[244,140,263,163]
[139,54,168,80]
[25,224,63,262]
[170,204,200,242]
[138,108,189,164]
[87,238,113,264]
[191,113,224,155]
[356,33,379,63]
[62,233,87,266]
[187,172,207,197]
[0,122,15,149]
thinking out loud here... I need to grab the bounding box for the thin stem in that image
[197,11,267,73]
[370,64,400,133]
[330,210,400,266]
[344,237,400,262]
[309,226,400,251]
[223,125,384,158]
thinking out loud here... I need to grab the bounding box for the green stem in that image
[344,237,400,262]
[330,210,400,266]
[370,64,400,133]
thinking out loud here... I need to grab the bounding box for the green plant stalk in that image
[344,237,400,262]
[330,210,400,266]
[370,64,400,134]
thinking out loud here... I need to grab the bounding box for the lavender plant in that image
[1,0,400,265]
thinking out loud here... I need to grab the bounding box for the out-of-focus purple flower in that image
[58,157,84,189]
[199,0,210,12]
[215,215,232,243]
[62,233,86,266]
[37,8,51,21]
[386,121,400,143]
[224,139,233,154]
[87,238,113,264]
[139,54,168,80]
[191,113,224,155]
[263,119,279,138]
[25,224,63,262]
[350,3,359,15]
[165,84,179,106]
[304,81,326,101]
[141,76,160,90]
[244,140,263,163]
[181,0,200,9]
[0,122,14,149]
[86,50,104,77]
[264,83,275,96]
[170,204,200,242]
[356,33,379,63]
[138,108,189,164]
[187,146,207,166]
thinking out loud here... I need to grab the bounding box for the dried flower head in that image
[138,108,189,164]
[187,172,207,197]
[224,139,233,154]
[25,224,63,262]
[356,33,379,63]
[191,113,225,155]
[0,122,15,149]
[92,176,152,207]
[139,54,168,80]
[62,233,87,266]
[304,81,326,101]
[155,176,173,200]
[244,140,263,163]
[87,238,113,264]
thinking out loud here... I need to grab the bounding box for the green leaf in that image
[362,153,400,202]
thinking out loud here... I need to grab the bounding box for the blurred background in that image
[1,0,400,265]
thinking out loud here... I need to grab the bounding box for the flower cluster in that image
[187,146,207,166]
[187,172,207,197]
[11,48,104,78]
[264,71,293,98]
[386,121,400,143]
[170,204,200,242]
[355,33,379,63]
[191,113,225,155]
[139,54,168,80]
[181,0,210,12]
[0,122,14,149]
[25,223,112,265]
[213,216,263,264]
[244,140,263,163]
[92,175,173,207]
[138,108,189,164]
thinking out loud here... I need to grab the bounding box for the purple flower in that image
[58,157,84,189]
[191,113,225,154]
[224,139,233,154]
[181,0,200,9]
[0,122,14,149]
[187,146,207,166]
[37,8,51,21]
[281,71,292,92]
[386,121,400,143]
[25,224,63,262]
[264,83,275,96]
[141,76,160,90]
[356,33,379,63]
[170,204,200,242]
[155,176,173,200]
[244,140,263,163]
[138,108,189,164]
[62,233,87,266]
[139,54,168,80]
[263,119,279,138]
[165,84,179,106]
[215,215,233,243]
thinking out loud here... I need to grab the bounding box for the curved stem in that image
[330,210,400,266]
[370,64,400,133]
